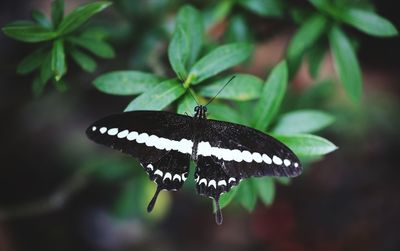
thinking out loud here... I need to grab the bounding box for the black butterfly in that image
[86,105,302,224]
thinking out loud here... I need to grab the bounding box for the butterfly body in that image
[86,105,302,224]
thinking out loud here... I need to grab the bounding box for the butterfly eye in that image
[194,106,199,112]
[203,107,208,112]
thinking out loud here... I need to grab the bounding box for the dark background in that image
[1,1,399,251]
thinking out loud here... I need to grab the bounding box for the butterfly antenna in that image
[205,75,236,106]
[188,88,200,106]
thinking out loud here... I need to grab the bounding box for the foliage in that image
[2,0,398,220]
[2,0,113,96]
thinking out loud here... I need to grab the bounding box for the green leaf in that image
[273,110,335,134]
[33,53,52,97]
[93,71,162,95]
[329,26,362,102]
[17,47,46,74]
[198,74,263,101]
[32,10,52,28]
[255,177,275,206]
[238,0,283,17]
[308,0,342,19]
[177,90,198,115]
[219,186,239,210]
[67,36,115,58]
[207,103,243,124]
[51,0,64,28]
[307,43,326,78]
[237,180,257,212]
[124,79,185,112]
[70,47,97,72]
[176,5,203,67]
[253,61,288,131]
[189,43,253,84]
[275,177,291,185]
[2,23,57,42]
[57,1,112,35]
[225,15,251,43]
[168,27,190,80]
[341,9,398,37]
[51,39,66,81]
[286,14,327,74]
[276,134,338,157]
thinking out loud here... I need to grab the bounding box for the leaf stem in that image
[183,73,194,89]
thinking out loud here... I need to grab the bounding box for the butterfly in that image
[86,105,302,225]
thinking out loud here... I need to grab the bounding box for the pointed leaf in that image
[219,186,239,210]
[70,47,97,72]
[237,179,257,212]
[168,27,190,80]
[276,134,338,157]
[2,23,57,42]
[255,177,275,206]
[176,5,203,67]
[253,61,288,131]
[57,1,112,35]
[207,103,243,124]
[273,110,335,134]
[94,71,162,95]
[125,79,185,111]
[67,36,114,58]
[307,43,326,78]
[51,39,66,81]
[32,10,52,28]
[51,0,64,28]
[341,9,398,37]
[238,0,283,17]
[17,47,47,74]
[329,26,362,102]
[286,14,327,74]
[189,43,253,84]
[198,74,263,101]
[177,91,198,115]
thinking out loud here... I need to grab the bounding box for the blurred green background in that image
[0,0,399,250]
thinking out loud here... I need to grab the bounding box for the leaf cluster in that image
[2,0,113,96]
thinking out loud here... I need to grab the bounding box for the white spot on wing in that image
[262,154,272,164]
[163,172,172,181]
[182,173,188,181]
[198,141,212,156]
[242,150,252,163]
[154,169,163,177]
[92,126,97,131]
[127,131,138,141]
[136,133,149,143]
[199,178,207,186]
[218,180,227,186]
[173,174,181,182]
[252,152,263,163]
[284,159,291,166]
[146,135,159,147]
[228,177,236,184]
[117,130,129,138]
[232,149,243,162]
[108,128,118,136]
[147,164,153,171]
[99,127,107,134]
[294,162,299,168]
[208,180,216,188]
[273,155,283,165]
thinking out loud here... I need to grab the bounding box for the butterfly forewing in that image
[86,111,194,207]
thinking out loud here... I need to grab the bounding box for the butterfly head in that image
[194,105,207,119]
